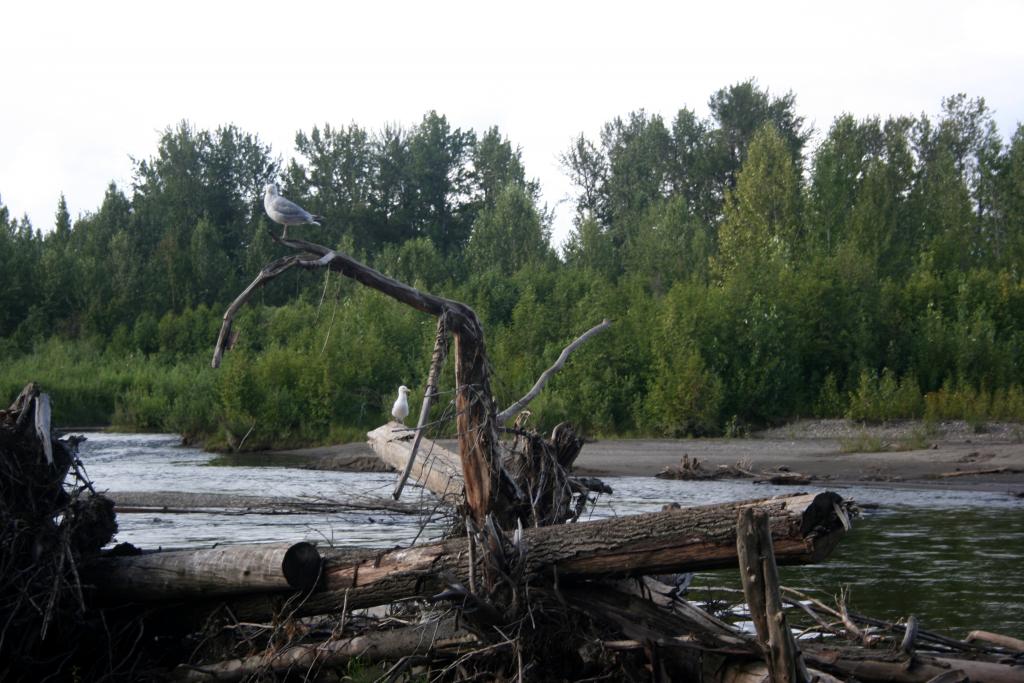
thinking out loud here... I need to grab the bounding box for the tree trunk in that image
[202,492,850,621]
[85,542,322,600]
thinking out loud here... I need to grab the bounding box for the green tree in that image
[600,111,673,237]
[993,125,1024,273]
[707,79,810,190]
[38,195,76,326]
[562,216,619,280]
[808,114,883,254]
[667,107,719,224]
[560,134,607,225]
[472,126,537,208]
[467,184,550,275]
[623,196,712,293]
[406,111,476,254]
[288,123,375,250]
[716,124,802,276]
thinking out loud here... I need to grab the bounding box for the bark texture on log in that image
[736,507,807,683]
[368,422,464,503]
[172,618,469,682]
[85,542,322,600]
[215,492,849,621]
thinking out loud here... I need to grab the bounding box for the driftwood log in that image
[369,419,608,525]
[802,644,1024,683]
[368,422,464,503]
[159,492,851,622]
[171,617,469,683]
[1,384,118,680]
[85,542,323,600]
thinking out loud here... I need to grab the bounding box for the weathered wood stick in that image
[938,466,1021,478]
[85,542,322,600]
[496,318,611,424]
[736,507,808,683]
[965,629,1024,652]
[393,314,449,500]
[33,392,53,465]
[219,492,850,621]
[171,617,470,682]
[211,255,302,368]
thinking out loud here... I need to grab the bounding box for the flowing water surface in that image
[79,433,1024,638]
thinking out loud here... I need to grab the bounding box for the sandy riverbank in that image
[270,419,1024,494]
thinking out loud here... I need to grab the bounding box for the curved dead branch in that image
[212,255,302,368]
[497,318,612,424]
[212,234,505,525]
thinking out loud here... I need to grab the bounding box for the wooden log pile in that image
[6,230,1023,681]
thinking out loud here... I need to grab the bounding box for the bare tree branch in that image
[497,319,612,424]
[212,255,303,368]
[212,234,505,525]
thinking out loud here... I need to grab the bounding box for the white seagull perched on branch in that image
[263,183,323,238]
[391,385,411,425]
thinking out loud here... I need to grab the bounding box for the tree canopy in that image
[2,82,1023,446]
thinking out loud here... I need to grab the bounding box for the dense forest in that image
[1,80,1023,449]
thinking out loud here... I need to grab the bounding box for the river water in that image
[78,433,1024,638]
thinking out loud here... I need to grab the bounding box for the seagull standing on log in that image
[263,183,323,238]
[392,385,410,425]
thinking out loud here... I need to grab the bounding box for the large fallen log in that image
[212,492,850,621]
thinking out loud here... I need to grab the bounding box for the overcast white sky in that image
[3,0,1022,247]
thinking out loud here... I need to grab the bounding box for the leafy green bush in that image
[640,349,724,437]
[846,368,923,422]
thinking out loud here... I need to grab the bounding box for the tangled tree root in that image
[0,384,121,681]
